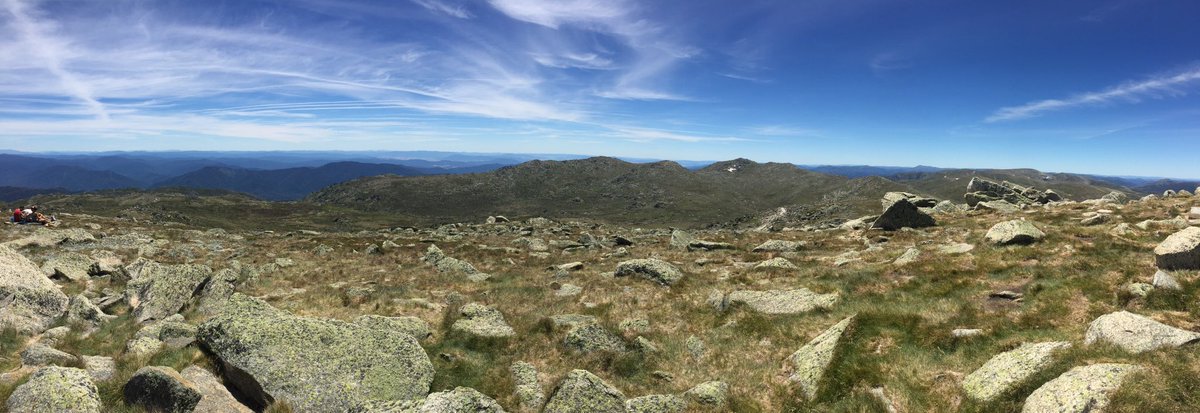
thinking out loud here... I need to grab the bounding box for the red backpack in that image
[12,208,20,222]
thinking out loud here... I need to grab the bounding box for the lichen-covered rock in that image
[669,230,695,250]
[66,294,116,332]
[123,366,202,413]
[195,268,240,315]
[0,245,69,334]
[684,381,728,406]
[125,260,213,323]
[511,361,544,411]
[420,387,506,412]
[787,316,855,399]
[626,394,686,413]
[181,366,253,413]
[452,303,516,338]
[40,253,93,281]
[6,366,101,412]
[1022,364,1142,413]
[543,369,625,413]
[355,314,433,340]
[754,257,798,270]
[893,247,920,266]
[197,293,434,412]
[1084,311,1200,354]
[21,343,78,367]
[126,336,164,359]
[134,314,197,348]
[752,240,805,252]
[423,245,490,281]
[75,356,114,383]
[1154,227,1200,270]
[726,289,838,314]
[614,259,684,286]
[564,323,625,353]
[985,220,1045,246]
[961,341,1071,402]
[872,199,936,230]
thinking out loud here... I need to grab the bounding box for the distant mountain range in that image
[0,150,1188,204]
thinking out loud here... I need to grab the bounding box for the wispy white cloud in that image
[608,126,747,143]
[3,0,108,120]
[749,125,821,137]
[986,67,1200,122]
[411,0,472,19]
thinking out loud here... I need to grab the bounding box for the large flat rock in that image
[726,289,838,314]
[1084,311,1200,354]
[0,245,69,334]
[197,293,434,412]
[1022,364,1142,413]
[962,341,1071,402]
[787,316,855,399]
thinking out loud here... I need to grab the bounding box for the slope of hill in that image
[892,169,1131,202]
[798,164,943,178]
[307,157,907,228]
[154,161,429,201]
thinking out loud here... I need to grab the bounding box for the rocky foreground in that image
[2,183,1200,412]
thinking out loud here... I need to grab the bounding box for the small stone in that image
[564,323,625,353]
[1152,270,1182,290]
[684,381,729,406]
[452,303,516,338]
[21,343,78,367]
[752,240,805,252]
[893,248,920,266]
[81,356,115,382]
[952,329,984,338]
[754,257,798,270]
[686,335,705,360]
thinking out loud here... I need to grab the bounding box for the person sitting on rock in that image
[26,206,54,225]
[10,207,20,223]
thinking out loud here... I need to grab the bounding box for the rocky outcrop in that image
[961,341,1071,402]
[418,387,507,413]
[788,316,855,399]
[21,343,77,367]
[6,366,102,413]
[723,289,838,314]
[1022,364,1142,413]
[984,220,1045,246]
[423,245,490,282]
[0,245,69,334]
[871,199,935,230]
[1084,311,1200,354]
[123,366,202,413]
[125,260,213,323]
[881,192,938,210]
[543,370,625,413]
[40,252,93,281]
[197,293,434,412]
[66,294,116,332]
[1154,227,1200,270]
[964,177,1060,207]
[614,259,684,286]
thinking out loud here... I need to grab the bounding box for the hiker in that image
[28,205,53,225]
[10,207,20,223]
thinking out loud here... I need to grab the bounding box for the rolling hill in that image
[154,161,429,201]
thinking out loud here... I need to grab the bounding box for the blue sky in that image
[1,0,1199,177]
